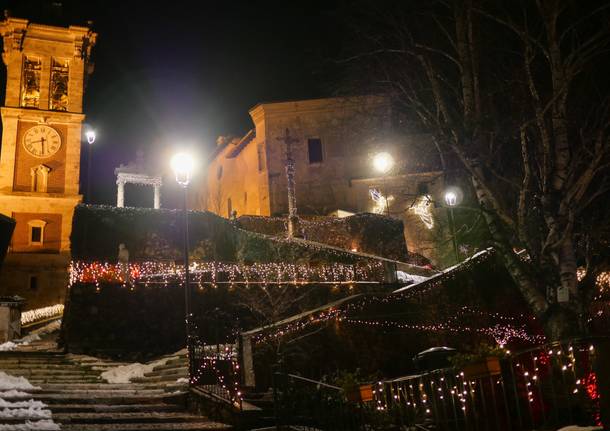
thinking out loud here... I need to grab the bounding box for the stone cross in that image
[277,128,299,238]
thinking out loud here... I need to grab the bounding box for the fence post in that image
[595,338,610,429]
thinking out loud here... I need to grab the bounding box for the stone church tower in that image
[0,17,96,308]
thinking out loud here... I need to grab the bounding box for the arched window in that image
[30,165,51,192]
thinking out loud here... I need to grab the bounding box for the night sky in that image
[0,0,348,207]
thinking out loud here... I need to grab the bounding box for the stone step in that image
[34,388,167,396]
[48,403,183,413]
[39,383,169,390]
[58,422,231,430]
[132,376,187,385]
[53,412,211,424]
[0,359,73,365]
[4,392,187,405]
[144,367,188,377]
[0,362,91,369]
[152,360,187,372]
[0,368,98,376]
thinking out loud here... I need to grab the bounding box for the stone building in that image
[0,17,96,308]
[196,96,451,264]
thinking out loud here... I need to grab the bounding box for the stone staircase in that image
[0,350,231,430]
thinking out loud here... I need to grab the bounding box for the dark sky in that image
[1,0,348,207]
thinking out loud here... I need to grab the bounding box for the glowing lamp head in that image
[171,152,195,187]
[443,186,463,207]
[373,152,394,174]
[85,130,96,145]
[444,191,458,207]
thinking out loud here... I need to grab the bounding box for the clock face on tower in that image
[23,125,62,158]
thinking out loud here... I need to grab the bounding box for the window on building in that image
[29,275,38,290]
[308,138,323,164]
[244,192,248,207]
[21,57,41,108]
[50,58,69,111]
[217,165,223,180]
[257,143,265,171]
[227,198,232,218]
[28,220,46,246]
[31,227,42,243]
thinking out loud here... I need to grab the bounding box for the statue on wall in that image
[118,243,130,283]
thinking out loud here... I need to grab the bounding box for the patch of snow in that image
[0,341,18,352]
[557,427,602,431]
[396,271,429,284]
[101,357,171,384]
[0,406,52,419]
[176,377,189,384]
[0,390,32,399]
[0,373,59,430]
[0,320,61,352]
[0,419,60,430]
[0,372,39,391]
[0,399,46,409]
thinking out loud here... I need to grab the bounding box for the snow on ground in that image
[396,271,430,284]
[557,427,603,431]
[101,356,172,384]
[0,420,60,431]
[0,372,59,430]
[0,373,38,392]
[0,320,61,352]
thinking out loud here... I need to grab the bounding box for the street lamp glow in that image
[373,152,394,174]
[171,152,195,187]
[85,130,96,145]
[444,190,458,207]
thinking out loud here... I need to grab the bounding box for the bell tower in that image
[0,17,96,308]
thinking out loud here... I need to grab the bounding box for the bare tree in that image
[343,0,610,339]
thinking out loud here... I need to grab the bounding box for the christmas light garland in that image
[21,304,64,325]
[68,260,386,290]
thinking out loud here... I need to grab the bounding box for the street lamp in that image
[444,187,461,264]
[373,151,394,175]
[373,152,395,216]
[171,152,195,382]
[85,129,95,203]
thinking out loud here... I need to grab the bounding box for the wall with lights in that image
[236,213,413,263]
[71,204,394,265]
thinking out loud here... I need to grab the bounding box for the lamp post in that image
[85,130,95,203]
[372,152,394,216]
[171,152,195,383]
[444,189,460,263]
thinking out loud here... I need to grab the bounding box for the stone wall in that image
[71,205,385,265]
[236,213,412,263]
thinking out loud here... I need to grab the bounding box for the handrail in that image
[282,372,343,391]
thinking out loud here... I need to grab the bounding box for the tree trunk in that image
[541,305,581,341]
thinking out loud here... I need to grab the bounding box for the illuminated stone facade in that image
[0,18,96,308]
[197,96,450,264]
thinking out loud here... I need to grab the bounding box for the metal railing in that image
[271,337,607,430]
[189,341,243,410]
[273,372,369,430]
[372,337,605,430]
